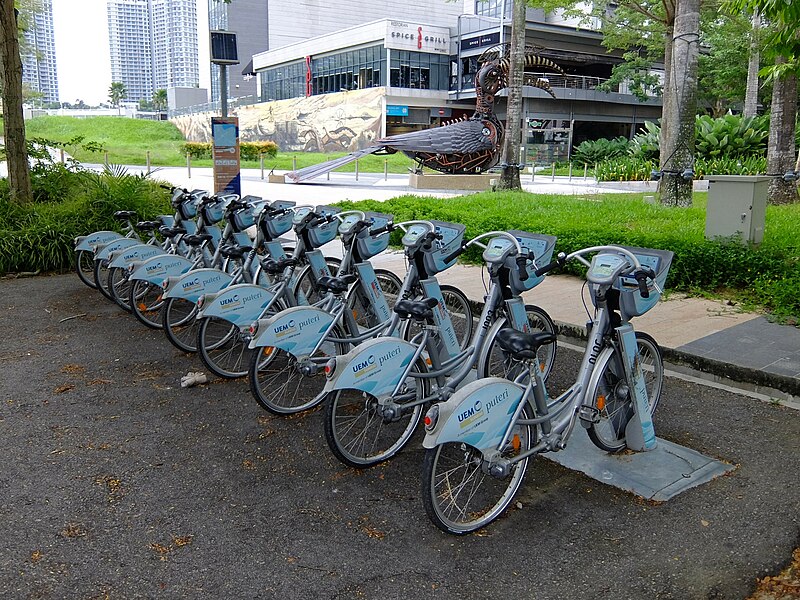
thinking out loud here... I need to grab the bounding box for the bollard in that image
[568,163,573,181]
[355,158,359,181]
[384,159,388,181]
[551,162,556,181]
[187,154,191,178]
[292,156,297,171]
[59,149,65,163]
[146,150,151,175]
[327,170,330,181]
[260,154,264,179]
[104,151,109,166]
[583,164,588,181]
[531,163,535,183]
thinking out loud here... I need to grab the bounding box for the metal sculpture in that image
[287,46,564,182]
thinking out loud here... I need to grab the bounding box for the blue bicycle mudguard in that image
[422,377,526,453]
[128,254,195,285]
[94,237,141,261]
[197,283,277,327]
[248,306,335,355]
[323,337,418,397]
[107,243,166,269]
[75,231,122,252]
[161,268,234,303]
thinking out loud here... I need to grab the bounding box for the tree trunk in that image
[766,57,798,205]
[0,0,33,205]
[659,0,699,208]
[743,11,760,118]
[497,0,525,191]
[658,25,674,158]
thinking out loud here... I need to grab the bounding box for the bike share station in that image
[544,247,734,502]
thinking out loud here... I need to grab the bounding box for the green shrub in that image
[595,157,657,181]
[694,156,768,178]
[181,141,211,159]
[629,121,661,160]
[181,140,279,161]
[572,136,631,166]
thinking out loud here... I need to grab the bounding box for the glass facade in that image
[259,44,451,101]
[475,0,513,18]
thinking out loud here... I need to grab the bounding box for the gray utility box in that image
[705,175,769,245]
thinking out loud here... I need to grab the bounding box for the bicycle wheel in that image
[291,257,342,305]
[345,269,403,329]
[93,259,114,301]
[75,250,97,289]
[587,331,664,453]
[248,327,347,415]
[107,266,133,312]
[478,305,557,383]
[196,317,249,378]
[130,279,165,329]
[421,405,534,535]
[402,285,475,350]
[162,297,199,352]
[323,360,426,468]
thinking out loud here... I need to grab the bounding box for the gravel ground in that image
[1,273,798,600]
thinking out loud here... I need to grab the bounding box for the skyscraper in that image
[21,0,60,105]
[107,0,199,103]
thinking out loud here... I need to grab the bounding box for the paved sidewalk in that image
[92,164,800,401]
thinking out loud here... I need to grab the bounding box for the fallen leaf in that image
[54,384,75,394]
[701,519,710,527]
[30,550,43,563]
[61,523,88,538]
[60,364,85,374]
[172,535,193,547]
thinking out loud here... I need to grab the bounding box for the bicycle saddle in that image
[394,297,439,321]
[183,233,213,246]
[219,244,246,259]
[316,274,357,295]
[260,256,297,274]
[159,225,187,237]
[496,328,557,360]
[135,220,161,231]
[113,210,137,220]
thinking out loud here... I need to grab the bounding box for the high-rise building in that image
[21,0,60,105]
[107,0,199,103]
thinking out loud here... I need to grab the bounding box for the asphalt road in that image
[1,273,798,600]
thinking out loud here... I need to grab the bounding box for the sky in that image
[52,0,211,105]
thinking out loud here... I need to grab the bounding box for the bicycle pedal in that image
[578,405,600,426]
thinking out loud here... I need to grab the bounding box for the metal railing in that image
[452,72,617,93]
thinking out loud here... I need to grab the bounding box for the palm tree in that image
[108,82,127,114]
[152,88,168,112]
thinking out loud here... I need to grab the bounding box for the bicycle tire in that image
[421,405,533,535]
[162,297,199,351]
[586,331,664,453]
[323,360,427,468]
[478,304,557,383]
[75,249,97,289]
[345,269,403,329]
[107,266,133,312]
[129,279,165,329]
[291,257,342,306]
[93,258,114,301]
[401,285,475,351]
[247,326,348,415]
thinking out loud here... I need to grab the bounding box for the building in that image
[21,0,60,105]
[107,0,199,103]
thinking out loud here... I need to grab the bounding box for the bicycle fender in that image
[248,306,334,356]
[197,283,276,327]
[107,243,165,269]
[422,378,526,452]
[93,237,140,261]
[75,230,122,251]
[128,254,194,285]
[324,337,418,397]
[162,268,233,303]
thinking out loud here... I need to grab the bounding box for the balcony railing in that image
[451,72,618,94]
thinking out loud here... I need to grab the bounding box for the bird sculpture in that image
[287,45,565,182]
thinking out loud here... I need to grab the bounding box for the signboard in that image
[211,117,241,196]
[460,32,500,52]
[386,104,409,117]
[210,30,239,65]
[385,21,450,55]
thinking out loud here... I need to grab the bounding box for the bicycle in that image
[245,217,476,416]
[419,244,672,534]
[320,229,557,468]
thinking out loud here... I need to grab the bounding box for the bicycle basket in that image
[506,230,557,294]
[422,220,466,275]
[176,196,199,220]
[307,205,342,248]
[589,246,674,319]
[355,211,393,259]
[200,197,229,224]
[231,204,260,232]
[260,200,295,239]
